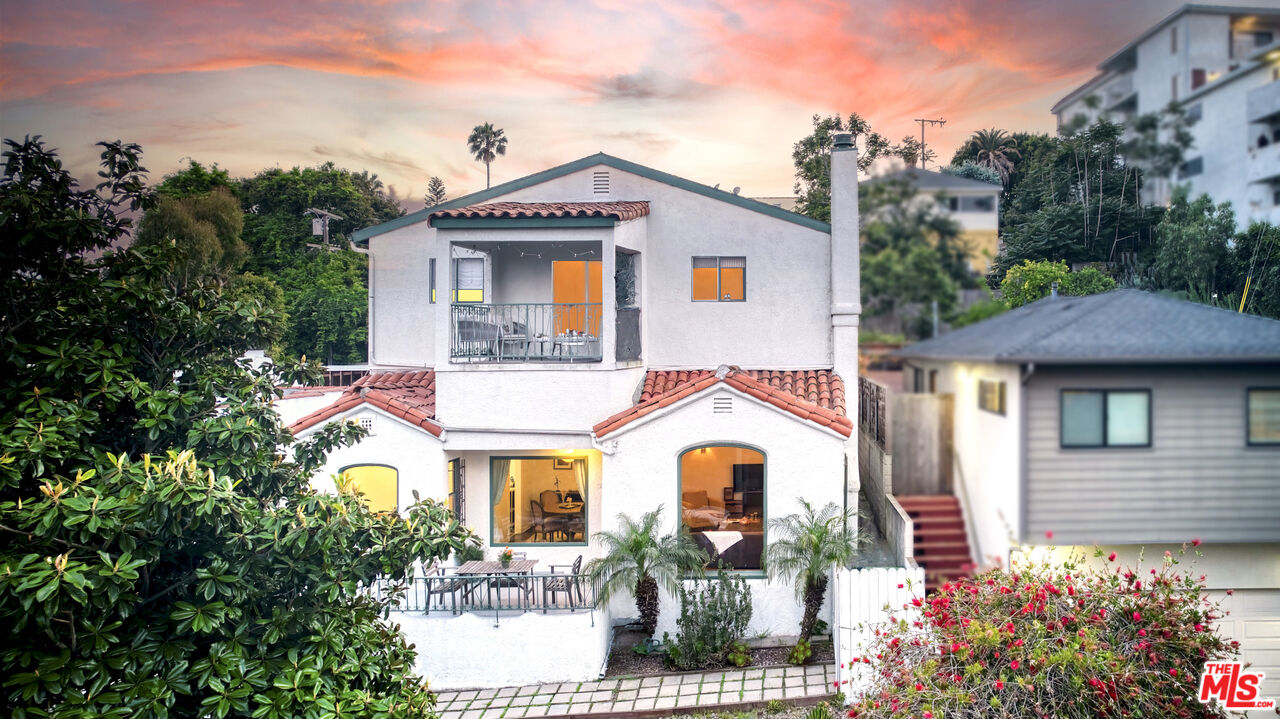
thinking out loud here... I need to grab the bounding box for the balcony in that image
[1103,74,1136,112]
[1248,141,1280,184]
[372,571,599,616]
[451,303,603,363]
[1248,80,1280,123]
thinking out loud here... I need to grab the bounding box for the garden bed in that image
[604,627,835,677]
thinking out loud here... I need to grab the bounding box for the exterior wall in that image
[298,406,447,512]
[908,360,1023,567]
[369,224,436,367]
[397,608,610,690]
[435,367,645,430]
[1024,364,1280,545]
[486,166,834,369]
[598,387,850,639]
[275,391,345,427]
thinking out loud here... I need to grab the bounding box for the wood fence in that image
[889,393,953,495]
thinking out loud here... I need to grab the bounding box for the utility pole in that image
[913,118,946,170]
[305,208,344,252]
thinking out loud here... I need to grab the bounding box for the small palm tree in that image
[969,128,1020,186]
[587,506,707,638]
[467,122,508,189]
[764,499,860,642]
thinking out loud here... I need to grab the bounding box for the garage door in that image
[1213,589,1280,713]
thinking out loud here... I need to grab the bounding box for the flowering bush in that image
[846,544,1238,718]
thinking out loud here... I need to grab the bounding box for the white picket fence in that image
[831,565,925,699]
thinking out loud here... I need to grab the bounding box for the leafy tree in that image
[1000,259,1116,308]
[847,545,1238,718]
[467,122,508,189]
[586,506,707,638]
[134,187,247,287]
[1227,222,1280,319]
[951,295,1009,328]
[156,159,236,198]
[283,251,371,364]
[792,113,894,222]
[943,161,1001,186]
[226,271,289,354]
[895,136,935,169]
[424,176,448,207]
[763,500,859,648]
[1151,188,1234,297]
[0,137,473,718]
[966,128,1021,186]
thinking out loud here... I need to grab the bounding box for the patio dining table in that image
[455,559,538,576]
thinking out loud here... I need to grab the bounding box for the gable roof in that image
[354,153,830,241]
[428,201,650,225]
[1096,5,1280,73]
[868,167,1000,192]
[289,370,441,437]
[594,367,851,438]
[894,289,1280,364]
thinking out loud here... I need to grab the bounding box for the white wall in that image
[275,391,345,428]
[297,406,447,512]
[599,386,850,639]
[434,366,645,430]
[369,225,436,367]
[396,608,610,690]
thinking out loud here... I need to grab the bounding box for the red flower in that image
[1045,531,1054,540]
[995,680,1004,690]
[914,683,923,691]
[1192,538,1201,547]
[1139,629,1146,636]
[1132,611,1141,622]
[1107,552,1117,562]
[1011,660,1020,670]
[1169,668,1178,677]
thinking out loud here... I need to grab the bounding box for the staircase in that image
[896,495,973,593]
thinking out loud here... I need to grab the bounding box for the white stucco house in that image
[279,138,868,688]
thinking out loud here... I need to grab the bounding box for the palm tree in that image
[763,499,860,643]
[968,128,1020,186]
[467,123,508,189]
[587,506,708,638]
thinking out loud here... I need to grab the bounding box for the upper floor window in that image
[1061,389,1151,449]
[978,379,1006,415]
[453,257,483,302]
[1185,103,1203,123]
[340,464,398,513]
[1171,27,1177,54]
[1178,157,1203,179]
[1171,75,1179,102]
[1247,388,1280,446]
[945,196,995,212]
[429,258,437,303]
[691,257,745,301]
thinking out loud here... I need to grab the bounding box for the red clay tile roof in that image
[289,370,441,437]
[594,368,851,438]
[428,201,649,224]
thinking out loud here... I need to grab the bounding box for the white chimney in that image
[830,133,860,387]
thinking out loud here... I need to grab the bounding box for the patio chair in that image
[424,560,476,614]
[543,554,585,610]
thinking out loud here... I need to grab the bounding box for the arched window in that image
[678,445,765,570]
[339,464,398,513]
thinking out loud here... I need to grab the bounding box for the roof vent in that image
[593,171,610,195]
[712,396,733,414]
[358,416,376,435]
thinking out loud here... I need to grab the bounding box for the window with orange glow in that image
[552,261,602,335]
[691,257,746,301]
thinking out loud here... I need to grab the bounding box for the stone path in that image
[435,663,836,718]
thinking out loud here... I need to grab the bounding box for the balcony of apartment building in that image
[1102,74,1137,115]
[446,241,641,365]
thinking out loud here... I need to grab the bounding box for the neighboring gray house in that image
[891,289,1280,696]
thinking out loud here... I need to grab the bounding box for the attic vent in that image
[593,171,610,195]
[712,396,733,414]
[358,416,376,435]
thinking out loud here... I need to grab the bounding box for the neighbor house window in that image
[1060,390,1151,448]
[978,379,1006,415]
[429,258,436,303]
[1171,27,1177,53]
[1171,75,1179,102]
[679,445,765,570]
[691,257,746,301]
[1178,157,1203,179]
[453,257,483,302]
[490,457,587,545]
[1247,388,1280,445]
[447,458,465,521]
[340,464,398,513]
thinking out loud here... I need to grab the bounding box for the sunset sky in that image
[2,0,1273,208]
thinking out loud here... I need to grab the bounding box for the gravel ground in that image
[656,700,842,719]
[603,640,835,677]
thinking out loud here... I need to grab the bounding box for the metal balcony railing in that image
[370,572,600,616]
[451,303,603,362]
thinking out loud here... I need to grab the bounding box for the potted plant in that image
[498,547,514,568]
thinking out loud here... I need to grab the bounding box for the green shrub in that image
[727,641,752,667]
[764,699,787,714]
[1000,259,1116,308]
[455,541,484,563]
[787,638,812,665]
[804,703,835,719]
[663,566,753,670]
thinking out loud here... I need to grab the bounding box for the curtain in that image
[491,458,511,507]
[571,458,587,500]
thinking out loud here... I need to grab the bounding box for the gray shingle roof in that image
[893,289,1280,364]
[867,167,1000,192]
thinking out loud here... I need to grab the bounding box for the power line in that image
[913,118,946,170]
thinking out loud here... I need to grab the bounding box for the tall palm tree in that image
[587,506,707,638]
[467,122,508,189]
[969,128,1021,186]
[763,499,860,644]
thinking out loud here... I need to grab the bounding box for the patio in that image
[434,663,837,718]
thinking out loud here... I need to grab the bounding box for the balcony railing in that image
[451,303,603,362]
[370,572,599,615]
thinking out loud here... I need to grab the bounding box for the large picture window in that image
[679,445,764,570]
[339,464,398,513]
[691,257,745,301]
[490,457,587,545]
[1247,388,1280,446]
[1061,389,1151,448]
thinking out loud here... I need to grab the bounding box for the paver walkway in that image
[435,663,836,718]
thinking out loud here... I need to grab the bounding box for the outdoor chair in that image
[424,560,476,614]
[543,554,585,610]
